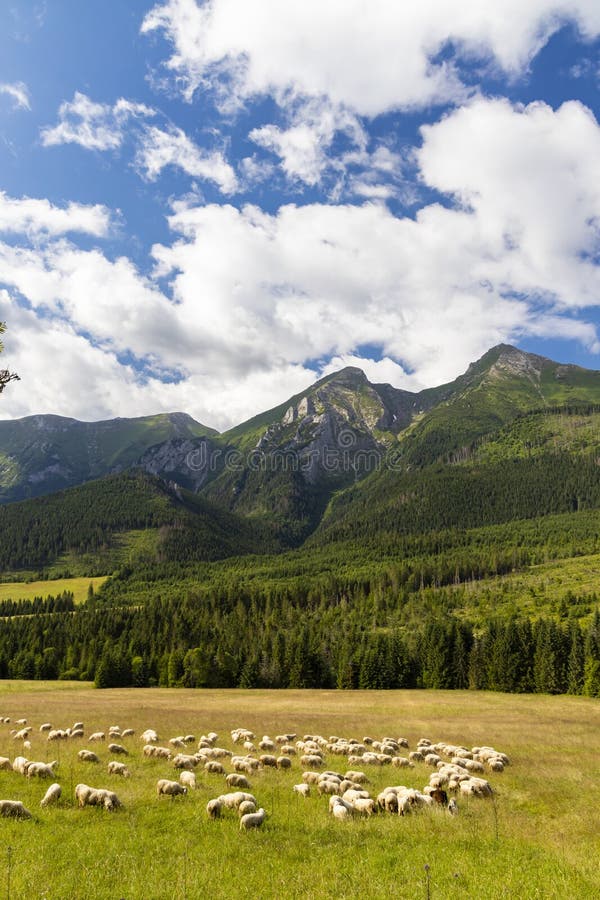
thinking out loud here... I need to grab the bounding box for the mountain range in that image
[2,343,600,573]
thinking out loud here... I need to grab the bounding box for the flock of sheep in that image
[0,715,509,828]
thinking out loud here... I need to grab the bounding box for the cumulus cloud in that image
[142,0,600,114]
[250,97,367,187]
[0,192,111,238]
[5,96,600,427]
[135,124,238,193]
[0,81,31,110]
[41,92,155,151]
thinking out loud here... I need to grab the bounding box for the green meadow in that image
[0,684,597,899]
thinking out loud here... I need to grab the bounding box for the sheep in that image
[169,738,186,749]
[40,783,61,807]
[226,773,251,789]
[75,783,95,807]
[26,761,57,779]
[218,791,257,810]
[240,808,266,830]
[78,750,100,764]
[88,732,105,742]
[39,723,52,732]
[94,789,122,811]
[173,754,199,770]
[293,783,310,797]
[408,751,424,763]
[206,798,223,819]
[14,727,32,741]
[69,730,84,741]
[238,800,256,816]
[108,743,128,756]
[144,745,171,760]
[179,771,196,790]
[260,754,277,768]
[352,797,377,816]
[276,756,292,770]
[16,718,27,726]
[0,757,11,771]
[302,771,321,785]
[342,789,370,803]
[300,754,324,768]
[122,729,135,738]
[12,756,29,775]
[47,729,68,742]
[345,770,369,784]
[205,761,226,775]
[107,761,130,777]
[448,798,459,815]
[141,729,158,743]
[157,779,187,798]
[0,800,32,819]
[391,756,411,768]
[280,744,297,756]
[71,722,84,732]
[318,780,341,797]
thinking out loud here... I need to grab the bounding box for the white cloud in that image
[142,0,600,115]
[5,97,600,428]
[0,192,111,238]
[135,124,238,193]
[250,98,367,186]
[0,81,31,110]
[41,92,155,151]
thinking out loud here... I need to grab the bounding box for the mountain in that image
[2,343,600,548]
[0,469,276,573]
[0,412,216,504]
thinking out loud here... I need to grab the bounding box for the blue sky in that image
[1,1,600,429]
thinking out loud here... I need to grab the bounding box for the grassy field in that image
[0,684,597,899]
[0,576,107,605]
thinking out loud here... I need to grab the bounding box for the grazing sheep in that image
[71,722,84,732]
[39,723,52,732]
[0,757,11,771]
[276,756,292,770]
[206,798,222,819]
[141,729,158,743]
[40,783,61,807]
[94,789,122,811]
[352,797,377,816]
[14,727,32,741]
[260,754,277,768]
[157,779,187,798]
[108,743,128,756]
[107,761,130,777]
[16,718,27,726]
[78,750,100,764]
[122,729,135,738]
[12,756,29,775]
[205,761,226,775]
[88,732,105,742]
[238,800,256,816]
[448,798,459,815]
[179,771,196,790]
[345,771,369,784]
[173,754,198,770]
[26,761,57,779]
[318,780,341,797]
[293,783,310,797]
[75,784,95,807]
[144,745,171,760]
[226,773,251,789]
[240,807,266,830]
[218,792,256,810]
[0,800,32,819]
[47,729,68,742]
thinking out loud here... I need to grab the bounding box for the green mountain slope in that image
[0,470,275,573]
[0,412,216,503]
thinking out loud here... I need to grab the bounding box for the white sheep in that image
[157,779,187,798]
[78,750,100,764]
[240,807,266,830]
[352,797,377,816]
[25,761,57,779]
[88,732,105,742]
[141,729,158,743]
[12,756,29,775]
[276,756,292,770]
[226,773,251,789]
[179,771,196,790]
[39,723,52,732]
[107,761,130,777]
[0,757,12,771]
[293,783,310,797]
[40,783,61,807]
[238,800,257,816]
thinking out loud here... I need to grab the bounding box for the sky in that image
[1,1,600,431]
